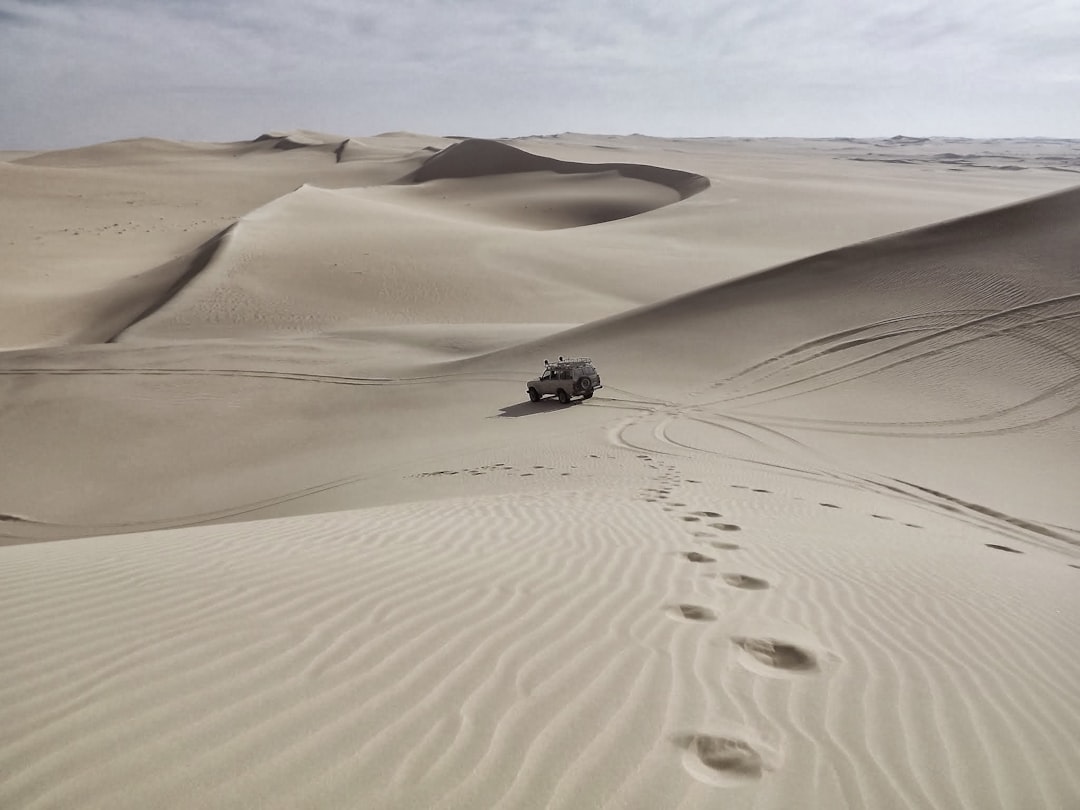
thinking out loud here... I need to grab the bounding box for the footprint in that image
[668,604,717,621]
[903,523,923,529]
[672,733,766,784]
[721,574,769,590]
[820,503,840,509]
[732,636,818,673]
[751,489,771,494]
[694,511,722,518]
[684,552,716,563]
[709,523,741,532]
[681,516,700,522]
[871,514,892,521]
[986,544,1022,553]
[710,541,740,550]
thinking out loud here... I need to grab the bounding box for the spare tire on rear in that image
[577,376,593,392]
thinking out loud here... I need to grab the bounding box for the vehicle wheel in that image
[557,388,570,404]
[528,387,540,403]
[582,391,593,400]
[577,376,593,393]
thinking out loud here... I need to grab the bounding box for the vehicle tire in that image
[528,387,540,403]
[577,376,593,393]
[557,388,570,404]
[582,391,593,400]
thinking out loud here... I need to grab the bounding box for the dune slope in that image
[462,186,1080,527]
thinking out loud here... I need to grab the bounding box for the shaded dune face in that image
[403,138,710,198]
[397,138,710,229]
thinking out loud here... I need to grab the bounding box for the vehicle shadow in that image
[497,400,577,418]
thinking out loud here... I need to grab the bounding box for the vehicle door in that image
[536,368,557,395]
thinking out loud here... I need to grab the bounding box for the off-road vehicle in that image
[526,357,602,404]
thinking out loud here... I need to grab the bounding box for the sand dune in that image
[12,136,211,168]
[402,137,711,199]
[47,141,702,342]
[1,133,1078,809]
[467,186,1080,527]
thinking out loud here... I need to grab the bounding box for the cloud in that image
[1,0,1078,147]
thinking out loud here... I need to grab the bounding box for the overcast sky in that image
[1,0,1077,148]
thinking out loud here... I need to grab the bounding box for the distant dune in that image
[1,132,1078,810]
[402,137,711,199]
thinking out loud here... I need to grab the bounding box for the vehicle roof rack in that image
[548,356,592,365]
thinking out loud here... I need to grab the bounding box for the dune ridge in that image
[401,137,711,199]
[107,226,235,342]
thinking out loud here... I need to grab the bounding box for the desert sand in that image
[1,131,1078,809]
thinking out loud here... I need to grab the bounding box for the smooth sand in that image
[2,132,1079,809]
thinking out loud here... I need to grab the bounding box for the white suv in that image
[527,357,602,404]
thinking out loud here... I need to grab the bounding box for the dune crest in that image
[401,137,711,199]
[252,130,345,148]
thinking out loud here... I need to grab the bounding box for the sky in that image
[1,0,1078,149]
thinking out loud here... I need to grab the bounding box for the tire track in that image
[708,308,994,395]
[706,297,1080,409]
